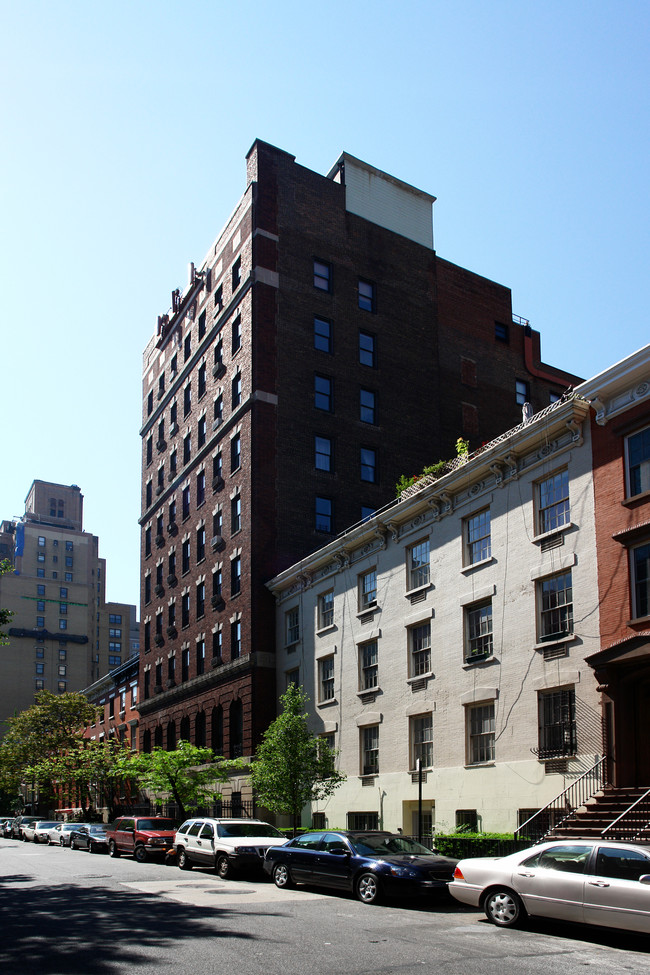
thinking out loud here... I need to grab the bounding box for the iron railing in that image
[601,787,650,841]
[515,755,607,843]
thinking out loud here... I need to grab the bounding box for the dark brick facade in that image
[138,140,582,790]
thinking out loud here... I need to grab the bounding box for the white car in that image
[449,839,650,934]
[46,822,88,846]
[32,821,61,843]
[174,818,288,877]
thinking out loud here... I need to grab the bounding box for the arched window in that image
[195,710,206,747]
[211,705,223,753]
[154,725,163,748]
[167,720,176,751]
[229,699,243,759]
[143,729,152,754]
[180,715,190,742]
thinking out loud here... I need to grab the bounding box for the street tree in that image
[123,740,233,820]
[250,683,346,833]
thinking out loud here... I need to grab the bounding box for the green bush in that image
[433,832,529,859]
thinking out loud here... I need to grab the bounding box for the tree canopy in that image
[249,683,345,831]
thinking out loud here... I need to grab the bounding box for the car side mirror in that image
[329,847,349,856]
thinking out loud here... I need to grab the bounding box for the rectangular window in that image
[407,539,430,591]
[411,713,433,769]
[231,619,241,658]
[361,725,379,775]
[184,332,192,362]
[181,647,189,682]
[37,568,45,578]
[313,259,331,291]
[314,375,332,412]
[360,388,376,424]
[319,655,335,702]
[465,509,491,565]
[231,555,241,596]
[232,373,242,409]
[314,316,332,353]
[35,662,44,674]
[231,433,241,472]
[285,667,299,689]
[286,607,299,645]
[183,433,191,465]
[196,525,206,562]
[358,279,375,312]
[516,379,530,405]
[467,702,495,764]
[315,496,332,533]
[196,582,205,618]
[626,427,650,497]
[537,470,570,534]
[196,638,205,676]
[197,471,205,506]
[538,570,573,641]
[315,436,332,472]
[184,382,192,417]
[632,543,650,619]
[231,315,241,353]
[197,416,206,449]
[198,310,206,340]
[182,539,190,575]
[359,640,378,691]
[181,593,190,629]
[59,619,67,631]
[214,394,223,424]
[37,584,46,596]
[359,330,376,367]
[466,601,493,660]
[231,257,241,290]
[231,495,241,534]
[37,600,45,612]
[538,688,577,758]
[347,811,379,831]
[410,622,431,677]
[182,485,191,520]
[360,447,377,483]
[318,590,334,630]
[495,322,509,343]
[358,569,377,611]
[38,536,46,547]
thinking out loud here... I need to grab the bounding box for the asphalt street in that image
[1,837,649,975]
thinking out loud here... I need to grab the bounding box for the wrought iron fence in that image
[515,755,607,843]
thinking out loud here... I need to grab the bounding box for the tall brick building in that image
[137,140,580,799]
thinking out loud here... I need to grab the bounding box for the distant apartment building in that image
[138,140,580,798]
[0,480,138,738]
[269,392,602,833]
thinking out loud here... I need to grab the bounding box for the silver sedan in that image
[449,840,650,934]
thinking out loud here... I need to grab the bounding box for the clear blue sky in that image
[1,1,648,606]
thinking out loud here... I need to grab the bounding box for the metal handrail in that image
[601,787,650,839]
[515,756,607,843]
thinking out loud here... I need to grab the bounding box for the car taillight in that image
[453,866,465,881]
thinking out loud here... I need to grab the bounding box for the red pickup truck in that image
[106,816,177,862]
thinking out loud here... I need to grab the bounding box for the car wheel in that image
[177,848,192,871]
[109,841,120,858]
[134,845,147,864]
[272,862,293,889]
[89,842,96,854]
[484,888,526,928]
[355,872,381,904]
[46,836,52,846]
[216,855,232,879]
[71,838,77,850]
[60,837,65,847]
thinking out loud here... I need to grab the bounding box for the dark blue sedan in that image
[263,831,458,904]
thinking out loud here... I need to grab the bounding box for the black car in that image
[69,824,109,853]
[263,831,458,904]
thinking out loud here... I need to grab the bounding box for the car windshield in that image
[217,823,283,839]
[37,822,59,829]
[89,825,107,834]
[349,834,434,856]
[136,819,177,831]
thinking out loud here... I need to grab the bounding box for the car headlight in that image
[147,837,168,845]
[236,846,255,854]
[388,866,420,878]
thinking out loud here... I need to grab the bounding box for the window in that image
[515,379,530,405]
[464,509,491,565]
[231,433,241,472]
[183,382,192,417]
[182,485,191,520]
[38,536,46,547]
[359,640,378,691]
[358,569,377,612]
[231,619,241,658]
[214,394,223,424]
[409,622,431,677]
[285,668,299,689]
[231,494,241,533]
[286,607,300,646]
[183,433,191,465]
[315,436,332,472]
[181,592,190,629]
[315,496,332,533]
[411,713,433,769]
[184,332,192,362]
[314,375,332,411]
[197,471,205,506]
[145,481,153,508]
[359,331,376,367]
[407,539,430,590]
[37,585,45,596]
[495,322,509,343]
[37,552,45,563]
[466,601,493,660]
[231,315,241,353]
[361,725,379,775]
[231,257,241,290]
[147,390,154,415]
[170,401,178,429]
[231,555,241,596]
[60,603,68,615]
[467,702,495,764]
[314,316,332,353]
[35,679,44,690]
[196,581,205,619]
[197,416,206,449]
[196,525,206,562]
[212,567,222,597]
[318,590,334,630]
[35,662,44,674]
[214,284,223,311]
[456,809,478,831]
[182,539,190,575]
[360,447,377,483]
[196,639,205,676]
[626,427,650,496]
[37,568,45,578]
[59,619,67,631]
[181,647,189,682]
[108,656,121,667]
[537,470,570,534]
[319,656,335,702]
[37,600,45,612]
[595,847,650,882]
[358,279,375,312]
[198,310,206,340]
[360,388,376,424]
[632,543,650,618]
[313,259,331,291]
[538,570,573,641]
[65,572,72,582]
[538,688,577,758]
[232,373,241,409]
[170,448,177,476]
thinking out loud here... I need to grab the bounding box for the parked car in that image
[0,818,14,836]
[4,819,18,837]
[106,817,178,862]
[175,818,287,876]
[449,839,650,934]
[70,824,109,853]
[46,823,87,846]
[31,821,61,843]
[12,816,41,839]
[264,830,458,904]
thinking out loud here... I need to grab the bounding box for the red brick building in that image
[137,141,580,801]
[580,346,650,789]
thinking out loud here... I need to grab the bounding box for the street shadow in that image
[472,913,650,954]
[0,877,255,975]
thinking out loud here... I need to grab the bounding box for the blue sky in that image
[1,1,648,606]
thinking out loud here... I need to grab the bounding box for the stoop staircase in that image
[544,787,650,841]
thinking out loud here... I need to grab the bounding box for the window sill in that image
[622,489,650,507]
[464,762,495,769]
[359,773,378,780]
[626,613,650,626]
[285,639,300,651]
[316,624,336,637]
[463,654,496,668]
[405,582,432,598]
[532,523,574,545]
[461,556,494,575]
[407,671,434,685]
[357,605,379,620]
[317,698,338,709]
[533,633,576,651]
[357,686,380,698]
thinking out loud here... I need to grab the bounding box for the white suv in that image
[174,818,287,877]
